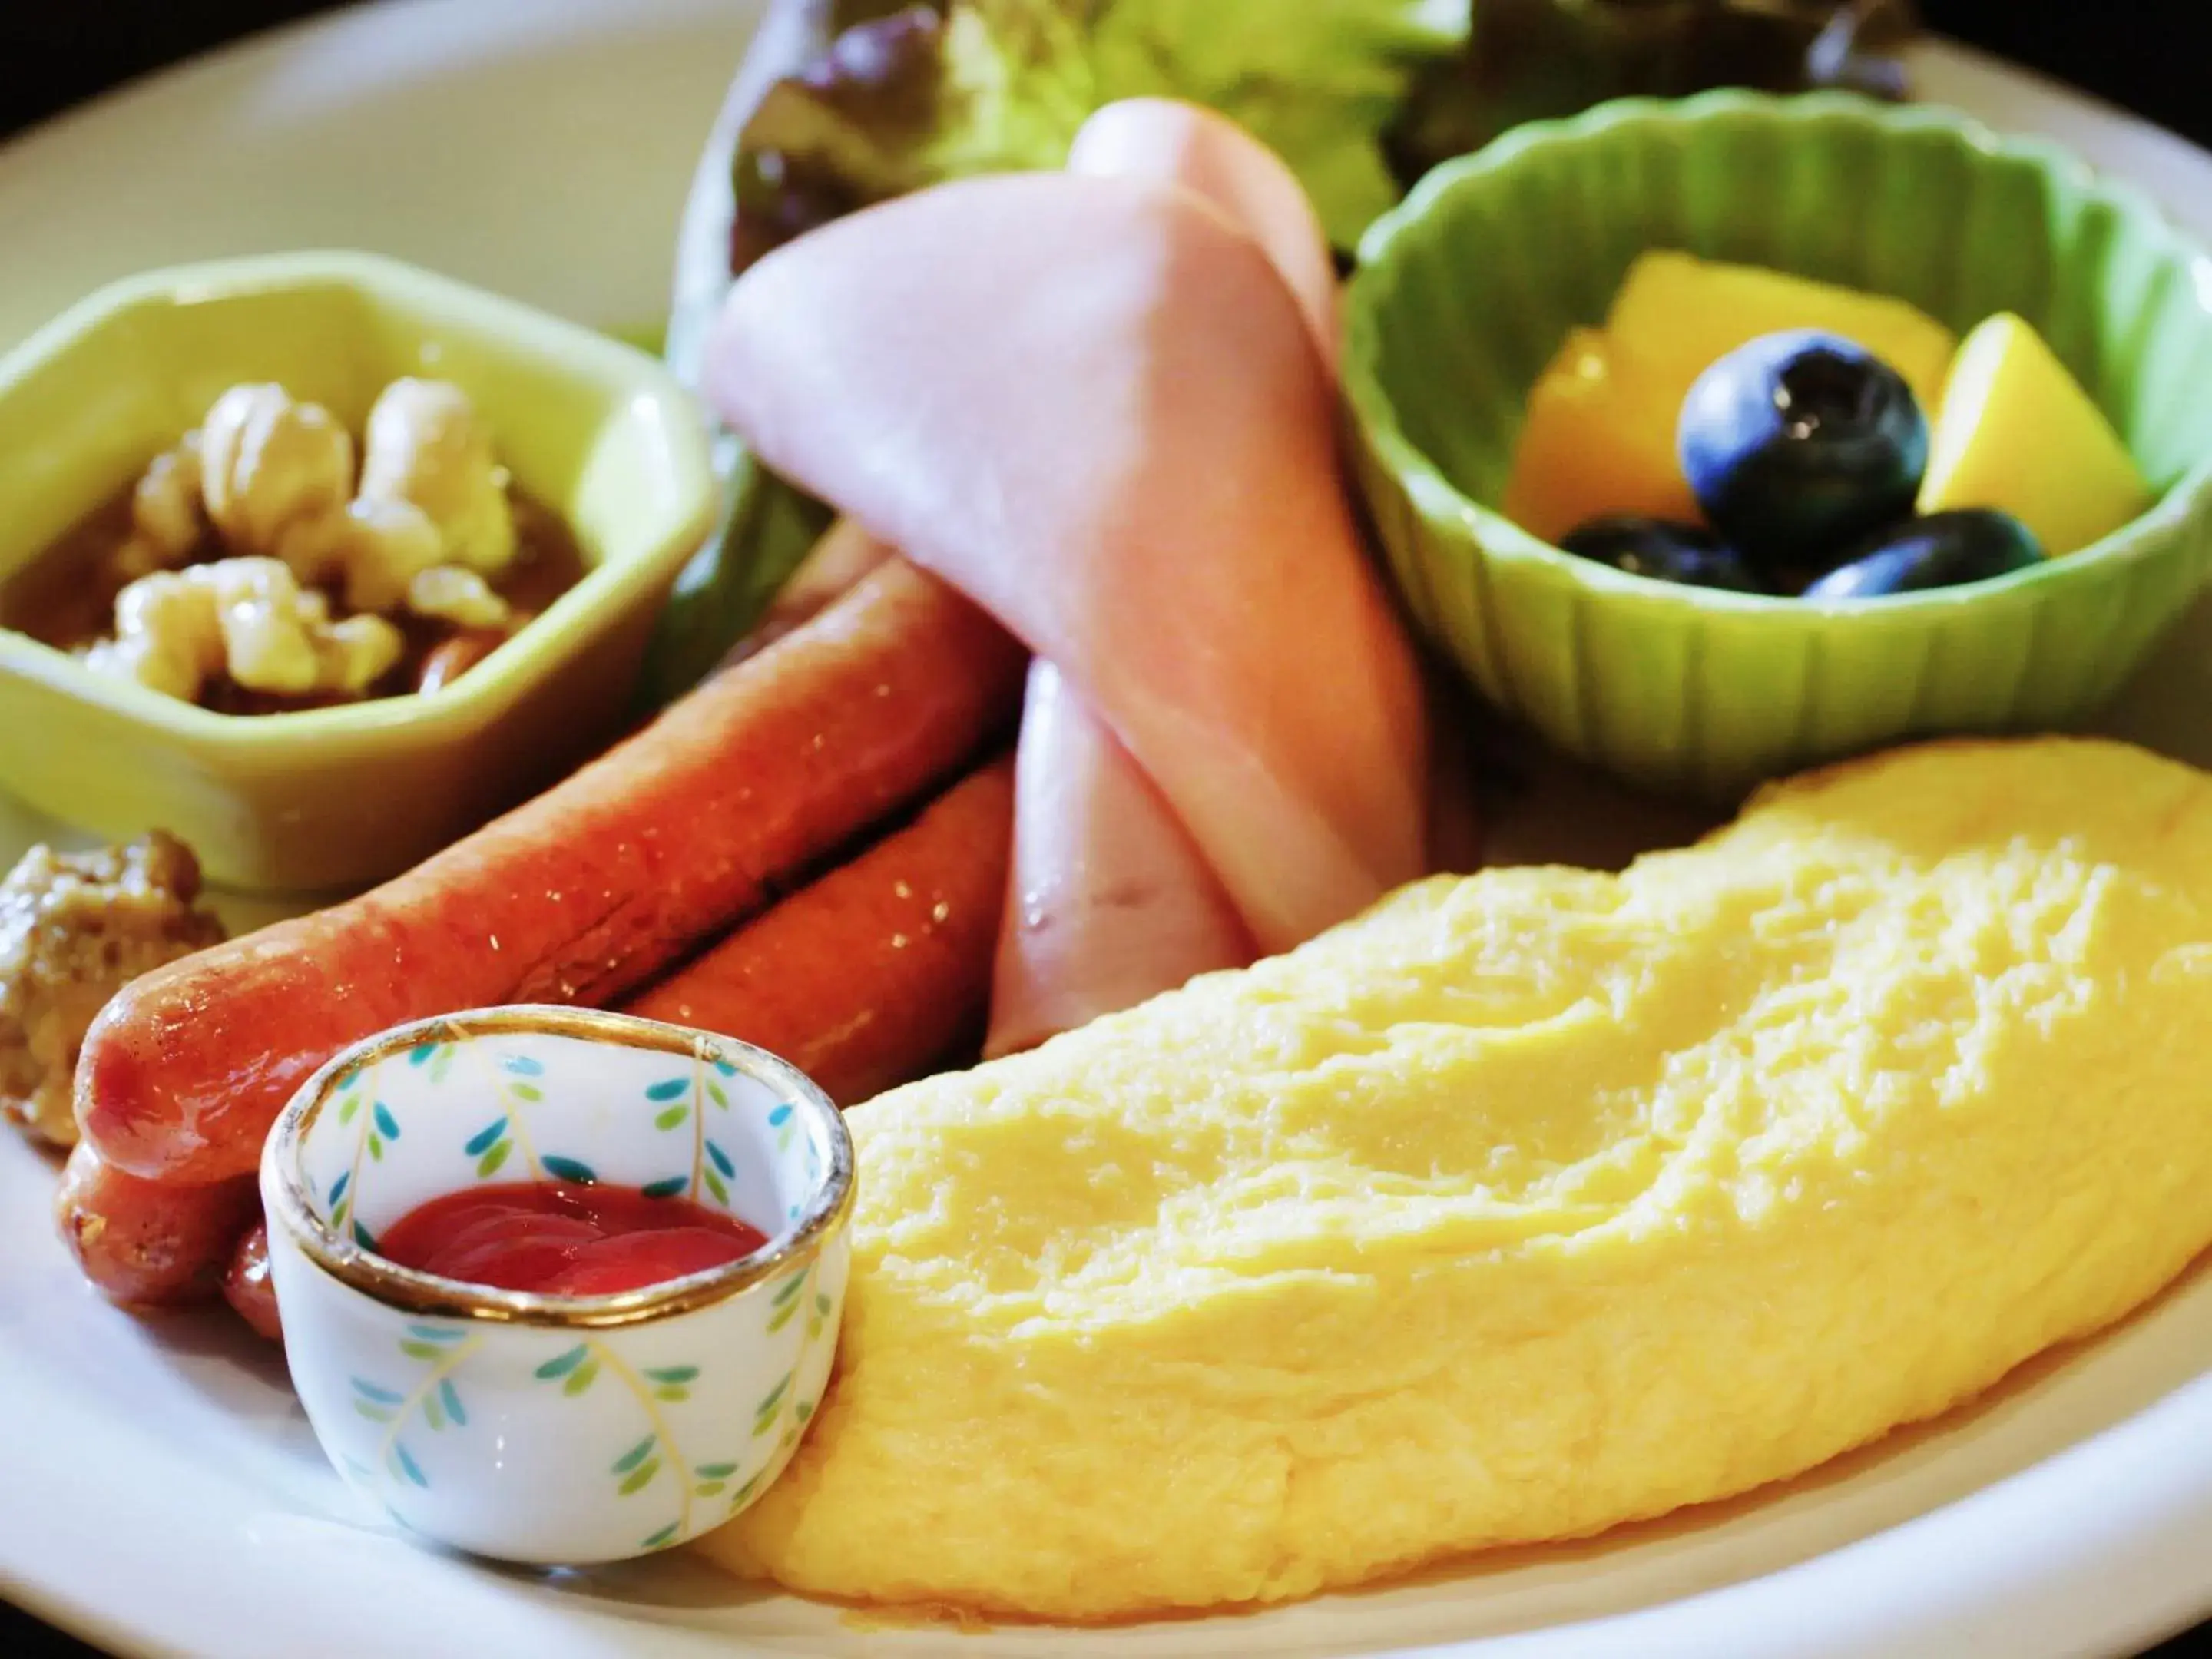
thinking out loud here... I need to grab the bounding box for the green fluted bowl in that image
[1343,91,2212,802]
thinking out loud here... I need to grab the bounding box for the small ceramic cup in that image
[260,1005,855,1565]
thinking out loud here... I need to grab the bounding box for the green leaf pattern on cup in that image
[640,1055,744,1205]
[327,1060,388,1251]
[346,1323,481,1492]
[329,1031,790,1243]
[526,1336,782,1550]
[764,1264,810,1336]
[406,1039,459,1083]
[339,1319,834,1551]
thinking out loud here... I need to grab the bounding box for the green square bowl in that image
[1343,91,2212,803]
[0,252,717,894]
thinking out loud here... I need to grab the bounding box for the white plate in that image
[2,5,2209,1656]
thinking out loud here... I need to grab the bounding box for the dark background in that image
[0,2,2202,1656]
[1,1,2208,151]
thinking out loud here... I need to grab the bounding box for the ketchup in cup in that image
[376,1180,770,1296]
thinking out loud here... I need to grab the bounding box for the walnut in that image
[358,378,516,575]
[406,565,511,630]
[109,434,210,581]
[84,558,404,703]
[85,570,226,700]
[197,383,357,573]
[327,495,446,614]
[84,378,527,707]
[321,483,514,632]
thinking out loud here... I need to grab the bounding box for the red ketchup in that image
[376,1181,770,1296]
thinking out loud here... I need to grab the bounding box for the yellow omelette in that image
[700,737,2212,1621]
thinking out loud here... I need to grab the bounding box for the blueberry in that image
[1558,515,1767,593]
[1800,509,2045,600]
[1677,329,1930,570]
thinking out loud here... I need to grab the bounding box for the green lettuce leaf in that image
[724,0,1469,276]
[1088,0,1469,248]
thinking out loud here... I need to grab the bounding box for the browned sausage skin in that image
[75,560,1026,1187]
[625,753,1015,1104]
[55,1142,259,1307]
[221,1222,283,1341]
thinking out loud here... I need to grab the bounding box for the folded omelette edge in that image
[697,736,2212,1621]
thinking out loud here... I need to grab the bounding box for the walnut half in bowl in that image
[25,376,586,715]
[0,831,225,1149]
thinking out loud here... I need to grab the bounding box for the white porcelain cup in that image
[260,1005,854,1565]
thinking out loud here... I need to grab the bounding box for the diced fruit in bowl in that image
[1502,329,1704,540]
[1558,515,1765,593]
[1919,312,2153,556]
[1341,91,2212,800]
[1677,329,1930,572]
[1503,251,1955,542]
[1511,258,2149,604]
[1607,250,1956,412]
[1802,508,2045,600]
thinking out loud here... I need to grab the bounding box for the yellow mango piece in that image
[1918,313,2153,558]
[1502,253,1962,546]
[1502,328,1704,544]
[1607,250,1958,415]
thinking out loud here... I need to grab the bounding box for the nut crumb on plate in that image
[0,832,225,1148]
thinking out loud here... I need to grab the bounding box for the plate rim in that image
[2,8,2209,1658]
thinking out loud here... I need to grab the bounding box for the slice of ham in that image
[1068,99,1340,374]
[1073,105,1487,884]
[986,660,1253,1058]
[704,167,1428,964]
[1071,104,1491,883]
[982,101,1348,1054]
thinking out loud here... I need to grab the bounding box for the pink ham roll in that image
[706,112,1429,1048]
